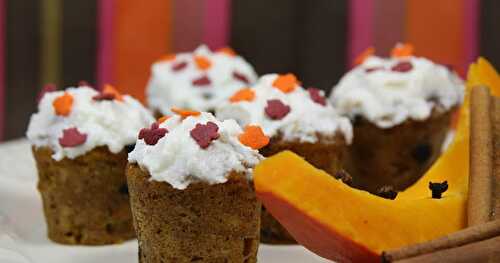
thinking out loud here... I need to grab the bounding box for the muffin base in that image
[33,146,135,245]
[259,134,348,244]
[346,108,455,193]
[126,164,261,263]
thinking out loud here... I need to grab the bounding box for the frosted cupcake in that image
[217,73,353,243]
[27,84,154,245]
[146,45,258,116]
[127,111,267,262]
[330,44,464,193]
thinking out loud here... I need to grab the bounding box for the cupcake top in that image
[128,111,268,190]
[27,85,155,161]
[146,45,258,114]
[216,73,353,144]
[330,45,464,128]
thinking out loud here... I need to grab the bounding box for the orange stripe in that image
[406,0,465,76]
[113,0,171,102]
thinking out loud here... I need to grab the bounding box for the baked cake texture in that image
[34,146,134,245]
[27,84,154,244]
[127,166,260,263]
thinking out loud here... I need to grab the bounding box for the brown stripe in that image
[230,0,299,75]
[5,0,40,139]
[480,0,500,70]
[172,0,203,52]
[62,0,97,87]
[373,0,406,56]
[295,0,348,93]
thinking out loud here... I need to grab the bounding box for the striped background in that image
[0,0,498,140]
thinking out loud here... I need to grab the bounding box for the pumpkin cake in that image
[26,84,154,245]
[217,73,353,244]
[330,44,464,193]
[127,111,267,263]
[146,45,258,116]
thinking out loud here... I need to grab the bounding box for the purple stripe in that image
[348,0,374,68]
[0,0,4,140]
[464,0,479,73]
[202,0,230,50]
[97,0,114,89]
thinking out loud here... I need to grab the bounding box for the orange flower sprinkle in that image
[157,115,171,124]
[229,88,255,103]
[102,84,124,101]
[158,54,176,63]
[216,47,236,57]
[171,107,201,118]
[353,47,375,65]
[272,73,299,93]
[391,43,414,58]
[238,125,270,150]
[194,56,212,70]
[53,92,74,116]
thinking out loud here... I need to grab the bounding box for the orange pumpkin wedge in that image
[254,150,467,262]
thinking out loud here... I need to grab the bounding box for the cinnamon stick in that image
[381,219,500,262]
[492,97,500,220]
[394,236,500,263]
[469,86,494,226]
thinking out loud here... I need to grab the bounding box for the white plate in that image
[0,139,330,263]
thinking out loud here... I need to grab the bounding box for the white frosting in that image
[146,45,258,114]
[26,87,155,160]
[216,74,353,144]
[128,112,263,190]
[330,56,464,128]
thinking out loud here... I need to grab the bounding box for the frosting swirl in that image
[330,56,464,128]
[128,112,265,190]
[27,86,155,160]
[216,74,353,144]
[146,45,258,114]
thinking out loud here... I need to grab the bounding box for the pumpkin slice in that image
[254,151,467,262]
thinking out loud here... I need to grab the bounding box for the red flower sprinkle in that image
[192,75,211,87]
[171,61,188,72]
[265,99,290,120]
[138,123,168,146]
[93,84,124,101]
[190,121,220,149]
[59,127,87,147]
[391,61,413,72]
[92,92,116,101]
[37,84,56,103]
[78,80,90,87]
[308,88,326,106]
[365,67,384,73]
[233,71,250,84]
